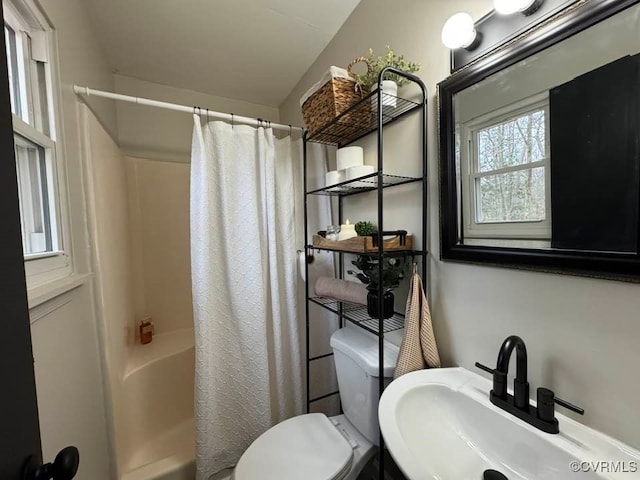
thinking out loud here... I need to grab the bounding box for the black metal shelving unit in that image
[303,68,427,479]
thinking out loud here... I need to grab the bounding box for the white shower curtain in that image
[190,117,303,479]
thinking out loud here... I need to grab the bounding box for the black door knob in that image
[23,446,80,480]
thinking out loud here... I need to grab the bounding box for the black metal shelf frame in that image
[307,245,426,257]
[309,297,405,335]
[306,172,422,197]
[302,67,428,479]
[306,89,422,147]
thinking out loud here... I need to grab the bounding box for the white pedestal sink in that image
[379,368,640,479]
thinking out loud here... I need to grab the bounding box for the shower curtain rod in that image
[73,85,305,133]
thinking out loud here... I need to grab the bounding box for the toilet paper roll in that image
[325,170,344,188]
[346,165,375,180]
[346,165,375,187]
[336,146,364,171]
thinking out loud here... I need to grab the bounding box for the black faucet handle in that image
[555,396,584,415]
[537,387,556,422]
[475,362,494,374]
[537,387,584,423]
[475,362,507,399]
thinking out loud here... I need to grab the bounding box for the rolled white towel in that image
[314,276,368,305]
[298,251,306,282]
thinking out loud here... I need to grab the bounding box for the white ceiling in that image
[84,0,360,107]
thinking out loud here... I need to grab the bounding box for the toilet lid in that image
[234,413,354,480]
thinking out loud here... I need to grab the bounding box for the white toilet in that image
[233,326,399,480]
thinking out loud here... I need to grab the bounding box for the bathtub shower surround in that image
[82,105,198,479]
[190,118,303,479]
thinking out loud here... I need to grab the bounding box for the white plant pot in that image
[371,80,398,110]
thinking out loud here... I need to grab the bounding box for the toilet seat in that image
[234,413,354,480]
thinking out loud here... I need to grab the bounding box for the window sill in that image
[463,238,552,249]
[28,272,93,310]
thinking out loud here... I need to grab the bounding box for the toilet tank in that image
[330,327,399,445]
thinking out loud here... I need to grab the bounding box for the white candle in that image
[337,219,357,241]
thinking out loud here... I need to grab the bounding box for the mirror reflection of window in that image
[458,94,551,246]
[475,109,547,224]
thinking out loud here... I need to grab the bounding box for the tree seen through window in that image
[476,109,546,223]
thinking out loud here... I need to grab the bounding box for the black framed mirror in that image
[439,0,640,280]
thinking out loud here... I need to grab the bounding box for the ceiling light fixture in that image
[493,0,544,16]
[441,12,480,51]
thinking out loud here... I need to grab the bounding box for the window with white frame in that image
[459,94,551,242]
[4,0,70,286]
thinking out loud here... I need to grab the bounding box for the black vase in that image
[367,290,394,319]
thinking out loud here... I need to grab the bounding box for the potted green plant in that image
[348,255,407,319]
[354,221,375,237]
[355,46,421,108]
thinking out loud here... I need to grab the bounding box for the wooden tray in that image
[312,234,413,253]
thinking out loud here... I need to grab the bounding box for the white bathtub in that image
[120,329,195,480]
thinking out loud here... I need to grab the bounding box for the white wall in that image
[27,0,117,477]
[280,0,640,449]
[114,74,281,162]
[30,284,112,479]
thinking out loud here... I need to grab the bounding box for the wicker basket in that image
[302,57,372,136]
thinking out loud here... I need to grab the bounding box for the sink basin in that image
[379,368,640,479]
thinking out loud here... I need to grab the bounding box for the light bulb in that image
[441,12,477,50]
[493,0,538,15]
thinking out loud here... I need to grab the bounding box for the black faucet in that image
[493,336,529,410]
[476,335,584,434]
